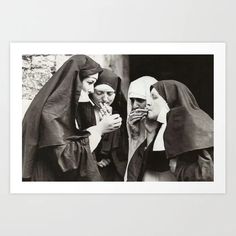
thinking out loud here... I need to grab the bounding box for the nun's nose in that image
[102,93,109,103]
[88,86,94,94]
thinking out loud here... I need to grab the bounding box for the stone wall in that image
[22,54,129,115]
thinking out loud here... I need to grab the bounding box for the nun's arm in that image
[47,137,101,181]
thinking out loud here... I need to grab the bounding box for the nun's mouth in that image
[147,109,152,115]
[99,102,110,107]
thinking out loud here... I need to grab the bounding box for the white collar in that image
[153,106,170,151]
[78,90,95,106]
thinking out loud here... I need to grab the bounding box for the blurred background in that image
[22,54,213,118]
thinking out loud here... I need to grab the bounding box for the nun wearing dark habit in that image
[127,80,213,181]
[23,55,122,181]
[77,69,128,181]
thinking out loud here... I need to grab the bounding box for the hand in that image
[169,158,177,173]
[97,158,111,168]
[97,114,122,135]
[128,109,148,137]
[99,103,112,118]
[128,108,148,125]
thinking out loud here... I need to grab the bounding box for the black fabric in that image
[174,148,214,181]
[77,70,128,180]
[127,141,214,181]
[145,151,170,172]
[94,68,119,91]
[151,80,213,158]
[127,80,214,181]
[77,102,128,180]
[127,140,146,181]
[128,130,170,181]
[22,55,102,180]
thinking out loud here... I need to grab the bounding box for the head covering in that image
[151,80,213,158]
[94,68,119,91]
[124,76,158,181]
[127,76,158,123]
[22,55,102,179]
[80,68,128,178]
[93,68,127,160]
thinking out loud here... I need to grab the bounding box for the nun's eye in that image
[87,81,95,85]
[107,92,115,96]
[135,98,145,103]
[95,90,103,95]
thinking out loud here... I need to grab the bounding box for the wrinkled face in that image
[92,84,116,106]
[130,98,146,110]
[147,88,167,120]
[82,73,99,94]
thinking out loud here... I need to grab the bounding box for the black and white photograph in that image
[2,1,236,235]
[10,43,225,193]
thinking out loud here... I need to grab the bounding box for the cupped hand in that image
[97,114,122,134]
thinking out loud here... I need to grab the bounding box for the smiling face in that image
[147,88,167,120]
[92,84,116,106]
[81,73,99,94]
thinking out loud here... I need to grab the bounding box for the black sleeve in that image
[174,148,214,181]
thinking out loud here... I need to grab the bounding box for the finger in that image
[113,124,121,129]
[99,162,105,167]
[103,160,109,166]
[101,103,110,114]
[131,115,143,119]
[99,103,107,114]
[113,119,122,125]
[108,125,119,131]
[130,118,142,124]
[100,102,105,110]
[102,160,107,166]
[100,108,107,115]
[103,103,112,114]
[113,118,122,124]
[98,112,103,120]
[100,160,106,166]
[130,115,143,122]
[97,162,103,167]
[131,111,147,117]
[111,114,120,119]
[113,122,122,127]
[133,108,148,113]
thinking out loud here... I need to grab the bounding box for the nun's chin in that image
[147,112,152,119]
[147,112,157,121]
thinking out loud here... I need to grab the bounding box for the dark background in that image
[129,55,214,118]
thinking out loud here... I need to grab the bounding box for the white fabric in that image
[124,76,158,181]
[87,126,102,152]
[78,89,91,102]
[153,106,170,151]
[142,170,176,181]
[76,94,101,153]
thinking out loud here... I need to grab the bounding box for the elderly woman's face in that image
[92,84,116,106]
[147,88,167,120]
[82,73,99,94]
[130,98,146,110]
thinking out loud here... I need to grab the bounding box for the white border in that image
[10,43,225,194]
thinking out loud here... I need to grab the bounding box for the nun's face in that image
[130,98,146,110]
[147,88,167,120]
[82,73,99,94]
[92,84,116,106]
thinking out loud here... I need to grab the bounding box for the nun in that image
[124,76,158,181]
[23,55,122,181]
[77,68,128,181]
[127,80,213,181]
